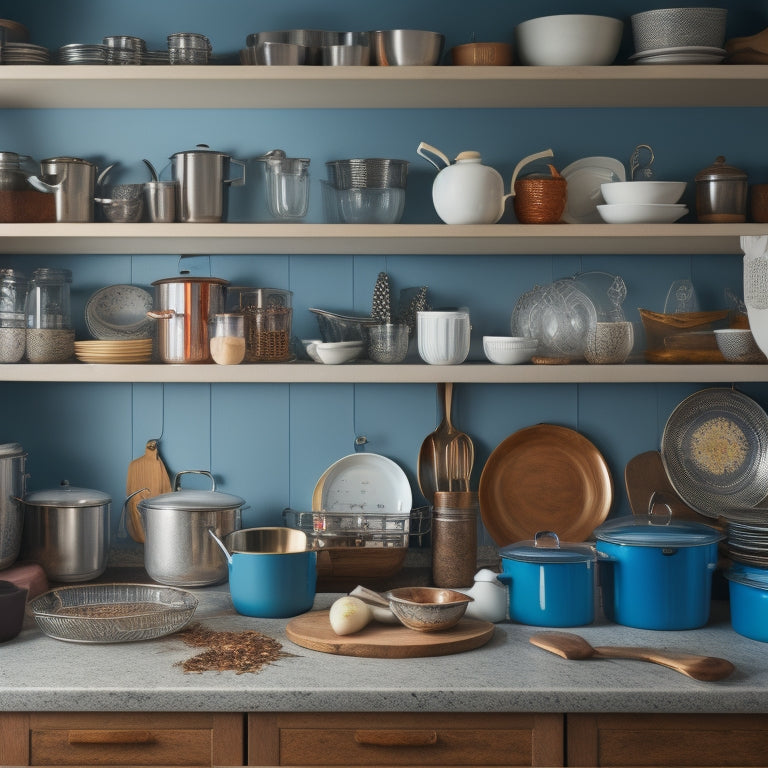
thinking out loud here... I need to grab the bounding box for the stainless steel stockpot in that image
[0,442,26,569]
[138,470,245,587]
[147,276,228,363]
[20,482,111,582]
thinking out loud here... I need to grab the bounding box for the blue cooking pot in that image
[595,513,723,630]
[210,527,317,618]
[725,566,768,642]
[498,531,597,627]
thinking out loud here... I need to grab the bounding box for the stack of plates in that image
[57,44,107,64]
[74,339,153,364]
[726,521,768,568]
[3,43,50,64]
[630,46,727,65]
[597,202,689,224]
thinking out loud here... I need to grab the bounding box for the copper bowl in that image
[386,586,472,632]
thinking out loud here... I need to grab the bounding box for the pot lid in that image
[0,441,24,457]
[594,515,724,547]
[139,487,245,511]
[695,156,747,182]
[499,531,596,564]
[170,143,230,158]
[24,481,111,507]
[151,276,229,286]
[725,568,768,590]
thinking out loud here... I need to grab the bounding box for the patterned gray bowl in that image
[631,7,727,53]
[714,328,768,363]
[386,587,472,632]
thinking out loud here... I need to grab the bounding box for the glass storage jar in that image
[209,313,245,365]
[242,288,293,362]
[0,268,27,362]
[24,267,74,363]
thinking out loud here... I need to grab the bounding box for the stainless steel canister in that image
[695,155,748,223]
[147,276,228,363]
[0,442,26,569]
[20,482,111,582]
[36,156,97,222]
[138,470,244,587]
[170,144,246,222]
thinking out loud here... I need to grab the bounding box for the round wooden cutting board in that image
[286,610,495,658]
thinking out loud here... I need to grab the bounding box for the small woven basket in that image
[513,164,567,224]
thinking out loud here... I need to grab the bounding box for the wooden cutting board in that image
[286,610,495,658]
[125,440,172,543]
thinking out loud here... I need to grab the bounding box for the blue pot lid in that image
[594,515,724,547]
[725,568,768,590]
[500,531,595,564]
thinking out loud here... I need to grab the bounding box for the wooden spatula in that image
[530,631,735,682]
[124,440,171,542]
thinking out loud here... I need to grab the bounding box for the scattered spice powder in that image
[175,623,294,674]
[689,416,749,476]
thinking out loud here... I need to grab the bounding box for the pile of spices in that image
[176,623,293,674]
[690,416,749,476]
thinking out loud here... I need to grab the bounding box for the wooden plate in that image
[286,610,495,658]
[479,424,613,545]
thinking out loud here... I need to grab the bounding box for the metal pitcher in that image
[28,157,96,222]
[170,144,246,223]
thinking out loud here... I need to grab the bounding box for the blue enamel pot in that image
[725,567,768,642]
[211,527,317,618]
[498,531,597,627]
[595,515,724,630]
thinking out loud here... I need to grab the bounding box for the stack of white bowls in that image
[597,181,688,223]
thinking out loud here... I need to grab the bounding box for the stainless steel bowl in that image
[370,29,445,66]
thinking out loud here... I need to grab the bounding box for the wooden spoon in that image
[530,631,735,682]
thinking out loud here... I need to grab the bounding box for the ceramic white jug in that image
[455,568,508,623]
[417,142,553,225]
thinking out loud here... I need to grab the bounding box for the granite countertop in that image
[2,578,768,715]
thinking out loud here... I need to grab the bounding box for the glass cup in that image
[368,323,409,363]
[209,313,245,365]
[261,154,310,220]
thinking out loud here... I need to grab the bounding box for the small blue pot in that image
[499,531,596,627]
[725,568,768,642]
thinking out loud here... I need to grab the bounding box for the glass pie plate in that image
[27,583,198,643]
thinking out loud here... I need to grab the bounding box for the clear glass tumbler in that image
[209,313,245,365]
[259,151,311,220]
[368,323,409,363]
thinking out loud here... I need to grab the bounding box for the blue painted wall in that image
[1,1,767,555]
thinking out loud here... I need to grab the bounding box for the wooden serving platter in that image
[286,610,495,658]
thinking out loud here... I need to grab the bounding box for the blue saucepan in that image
[725,566,768,642]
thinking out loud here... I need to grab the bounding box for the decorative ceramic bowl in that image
[386,586,472,632]
[714,328,768,363]
[483,336,538,364]
[631,7,727,53]
[584,321,634,364]
[600,181,687,206]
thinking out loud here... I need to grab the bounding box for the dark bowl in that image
[0,579,28,642]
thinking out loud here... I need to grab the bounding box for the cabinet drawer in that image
[2,712,245,767]
[568,713,768,767]
[248,712,564,767]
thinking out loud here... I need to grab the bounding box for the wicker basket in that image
[513,165,567,224]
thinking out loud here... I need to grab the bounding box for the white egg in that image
[329,596,373,636]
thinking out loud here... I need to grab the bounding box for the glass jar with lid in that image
[0,269,27,362]
[24,268,74,363]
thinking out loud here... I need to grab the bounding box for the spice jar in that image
[209,313,245,365]
[0,269,27,363]
[242,288,293,362]
[431,490,478,588]
[695,155,748,223]
[24,267,74,363]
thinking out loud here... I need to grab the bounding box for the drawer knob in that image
[354,729,438,747]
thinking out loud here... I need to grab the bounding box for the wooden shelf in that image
[1,65,767,109]
[2,361,765,384]
[0,222,764,255]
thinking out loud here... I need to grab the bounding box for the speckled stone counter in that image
[2,582,768,716]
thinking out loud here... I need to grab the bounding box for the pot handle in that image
[506,148,555,198]
[208,528,233,565]
[417,142,451,172]
[174,469,216,492]
[647,491,673,526]
[225,158,246,187]
[534,530,561,550]
[117,487,149,540]
[147,309,177,320]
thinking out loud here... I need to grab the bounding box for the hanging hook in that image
[354,435,368,453]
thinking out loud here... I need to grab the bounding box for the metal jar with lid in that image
[695,155,748,223]
[138,470,245,587]
[20,481,112,582]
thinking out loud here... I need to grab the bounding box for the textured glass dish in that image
[28,583,198,643]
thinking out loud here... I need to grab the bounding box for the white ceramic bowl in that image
[311,341,364,365]
[600,181,687,206]
[514,14,623,66]
[597,203,688,224]
[714,329,768,363]
[483,336,538,365]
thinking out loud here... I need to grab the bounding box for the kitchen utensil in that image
[714,328,767,363]
[695,155,747,223]
[167,32,211,65]
[601,181,686,205]
[482,336,538,365]
[560,156,626,224]
[514,14,623,66]
[19,482,111,582]
[28,583,197,643]
[209,527,317,618]
[417,142,553,225]
[335,186,406,224]
[660,388,768,520]
[85,284,154,341]
[450,42,513,66]
[28,156,96,222]
[148,276,228,363]
[417,310,471,365]
[256,149,310,220]
[595,511,724,630]
[513,165,567,224]
[530,631,735,682]
[322,43,370,66]
[307,340,363,364]
[479,424,612,545]
[124,439,172,543]
[170,144,246,223]
[326,158,408,190]
[597,203,688,224]
[386,587,472,632]
[286,610,494,657]
[0,442,26,569]
[499,531,598,627]
[309,307,379,344]
[0,580,26,642]
[370,29,445,66]
[142,158,159,181]
[138,470,244,587]
[631,7,727,53]
[417,383,473,503]
[724,567,768,642]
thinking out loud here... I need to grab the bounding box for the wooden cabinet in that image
[567,713,768,767]
[0,712,245,767]
[247,712,564,767]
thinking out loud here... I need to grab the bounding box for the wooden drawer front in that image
[26,712,244,767]
[568,714,768,767]
[249,712,564,767]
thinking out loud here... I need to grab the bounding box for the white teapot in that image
[417,142,553,225]
[454,568,508,623]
